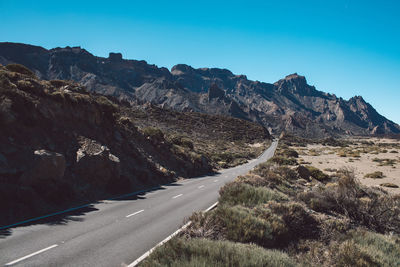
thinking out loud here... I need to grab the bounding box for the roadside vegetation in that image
[141,134,400,266]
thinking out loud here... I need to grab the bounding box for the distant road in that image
[0,141,278,267]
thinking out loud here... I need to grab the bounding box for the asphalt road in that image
[0,141,278,267]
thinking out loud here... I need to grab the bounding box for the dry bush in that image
[380,183,399,188]
[298,168,400,234]
[364,171,384,178]
[268,156,298,166]
[5,64,35,77]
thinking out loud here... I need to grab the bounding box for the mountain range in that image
[1,42,399,137]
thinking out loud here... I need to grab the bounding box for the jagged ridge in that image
[0,42,399,137]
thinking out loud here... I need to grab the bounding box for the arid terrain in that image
[294,138,400,193]
[141,135,400,266]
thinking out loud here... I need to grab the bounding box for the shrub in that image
[277,148,299,158]
[334,230,400,267]
[364,171,384,178]
[380,183,399,188]
[268,156,298,166]
[305,166,329,182]
[219,182,287,207]
[215,205,280,247]
[5,64,35,77]
[141,237,296,267]
[49,79,71,88]
[299,169,400,234]
[169,134,194,149]
[254,201,319,243]
[142,127,165,142]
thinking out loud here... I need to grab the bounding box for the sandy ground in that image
[293,138,400,194]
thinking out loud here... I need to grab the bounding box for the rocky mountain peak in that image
[274,73,321,97]
[108,52,123,61]
[1,42,399,137]
[171,64,195,75]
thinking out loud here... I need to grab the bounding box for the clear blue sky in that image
[1,0,399,123]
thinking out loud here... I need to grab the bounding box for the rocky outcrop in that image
[21,150,66,184]
[74,138,121,187]
[208,83,225,101]
[1,42,399,137]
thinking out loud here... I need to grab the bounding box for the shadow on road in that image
[0,181,186,238]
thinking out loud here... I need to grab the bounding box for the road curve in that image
[0,141,278,267]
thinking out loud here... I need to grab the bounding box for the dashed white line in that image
[172,194,183,199]
[5,244,58,266]
[198,185,205,189]
[126,209,144,218]
[213,179,218,182]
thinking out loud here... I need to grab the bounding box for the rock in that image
[0,97,16,124]
[297,165,311,181]
[21,149,66,184]
[108,52,123,61]
[74,138,120,187]
[208,83,225,101]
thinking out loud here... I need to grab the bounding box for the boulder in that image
[21,149,66,184]
[74,138,120,187]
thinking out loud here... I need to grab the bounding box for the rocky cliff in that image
[1,42,399,137]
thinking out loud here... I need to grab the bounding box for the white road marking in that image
[172,194,183,199]
[127,221,192,267]
[5,244,58,266]
[198,185,205,189]
[127,201,219,266]
[126,209,144,218]
[204,202,218,212]
[213,179,218,182]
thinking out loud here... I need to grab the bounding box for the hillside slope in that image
[0,42,399,137]
[0,63,270,226]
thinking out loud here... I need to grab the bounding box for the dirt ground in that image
[293,138,400,193]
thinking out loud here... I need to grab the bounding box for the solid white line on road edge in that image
[5,244,58,266]
[126,201,219,267]
[126,221,192,267]
[198,185,205,189]
[172,194,183,199]
[204,201,218,212]
[126,209,144,218]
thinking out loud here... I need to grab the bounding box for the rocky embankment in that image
[0,64,270,226]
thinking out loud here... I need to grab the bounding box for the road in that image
[0,141,278,267]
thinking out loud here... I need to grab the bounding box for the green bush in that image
[215,205,280,247]
[142,127,165,142]
[268,156,298,166]
[169,134,194,149]
[277,148,299,158]
[335,230,400,267]
[305,165,329,181]
[219,182,287,207]
[141,237,296,267]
